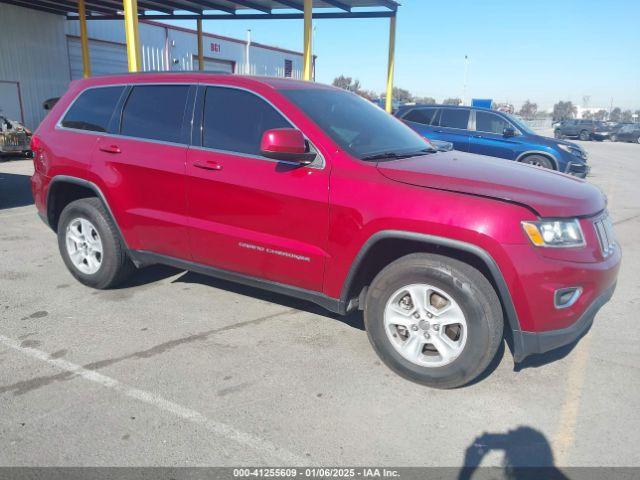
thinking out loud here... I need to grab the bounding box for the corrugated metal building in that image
[0,3,306,130]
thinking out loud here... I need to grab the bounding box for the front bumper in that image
[512,282,616,362]
[565,161,589,178]
[591,132,610,141]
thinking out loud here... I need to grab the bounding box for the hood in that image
[531,134,584,152]
[377,151,605,218]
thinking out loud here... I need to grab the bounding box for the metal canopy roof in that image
[1,0,399,20]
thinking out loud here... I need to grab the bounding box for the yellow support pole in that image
[302,0,313,81]
[197,18,204,71]
[385,14,397,113]
[78,0,91,78]
[123,0,141,72]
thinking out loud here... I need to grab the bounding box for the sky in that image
[167,0,640,111]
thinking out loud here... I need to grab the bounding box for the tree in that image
[413,96,436,105]
[393,87,413,103]
[593,109,608,121]
[552,101,577,121]
[380,87,413,104]
[358,90,379,101]
[622,110,634,123]
[443,97,462,106]
[609,107,622,122]
[332,75,361,93]
[581,110,593,120]
[518,100,538,119]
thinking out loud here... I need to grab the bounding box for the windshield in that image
[281,88,431,159]
[503,113,536,135]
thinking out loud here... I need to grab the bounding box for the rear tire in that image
[57,197,135,289]
[610,134,618,142]
[636,136,640,144]
[554,130,563,139]
[519,154,554,170]
[364,253,504,389]
[579,130,590,141]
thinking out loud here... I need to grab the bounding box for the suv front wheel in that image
[57,198,135,289]
[364,253,504,389]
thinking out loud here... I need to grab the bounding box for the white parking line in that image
[0,333,306,465]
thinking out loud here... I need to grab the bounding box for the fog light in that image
[554,287,582,309]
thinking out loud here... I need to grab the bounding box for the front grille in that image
[594,213,617,257]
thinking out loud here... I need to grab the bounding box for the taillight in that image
[30,135,47,172]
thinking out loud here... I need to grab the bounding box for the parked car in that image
[554,119,610,141]
[31,74,620,388]
[610,124,640,143]
[0,114,31,159]
[396,105,589,177]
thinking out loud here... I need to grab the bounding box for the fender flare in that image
[340,230,526,356]
[515,150,560,171]
[46,175,129,248]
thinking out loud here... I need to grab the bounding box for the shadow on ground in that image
[119,265,365,331]
[0,172,33,210]
[459,426,570,480]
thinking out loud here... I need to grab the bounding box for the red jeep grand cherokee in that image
[31,74,620,388]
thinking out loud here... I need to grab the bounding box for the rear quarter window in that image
[403,108,438,125]
[61,86,125,132]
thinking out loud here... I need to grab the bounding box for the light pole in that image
[462,55,469,106]
[245,29,251,75]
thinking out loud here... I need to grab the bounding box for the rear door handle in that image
[193,160,223,171]
[99,144,121,154]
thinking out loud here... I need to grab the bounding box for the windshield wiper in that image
[361,148,434,161]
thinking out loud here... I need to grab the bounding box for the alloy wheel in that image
[384,283,467,367]
[65,218,103,274]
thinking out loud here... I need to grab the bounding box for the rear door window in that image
[202,87,291,156]
[61,86,124,132]
[120,85,190,143]
[475,111,511,135]
[403,108,438,125]
[439,109,470,130]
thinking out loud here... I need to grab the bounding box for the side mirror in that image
[260,128,316,165]
[503,127,516,137]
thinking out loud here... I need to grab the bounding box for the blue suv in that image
[396,105,589,178]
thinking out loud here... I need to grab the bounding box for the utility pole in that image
[462,55,469,106]
[245,29,251,75]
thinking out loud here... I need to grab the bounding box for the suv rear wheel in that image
[57,198,135,289]
[579,130,590,141]
[364,253,503,389]
[554,130,563,139]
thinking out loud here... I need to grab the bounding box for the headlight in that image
[557,143,585,158]
[522,219,585,247]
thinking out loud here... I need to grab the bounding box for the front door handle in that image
[193,160,223,171]
[474,134,484,138]
[99,144,121,154]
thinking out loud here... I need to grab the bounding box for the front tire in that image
[579,130,590,141]
[57,198,135,289]
[554,130,563,139]
[519,154,554,170]
[364,254,504,389]
[610,134,618,142]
